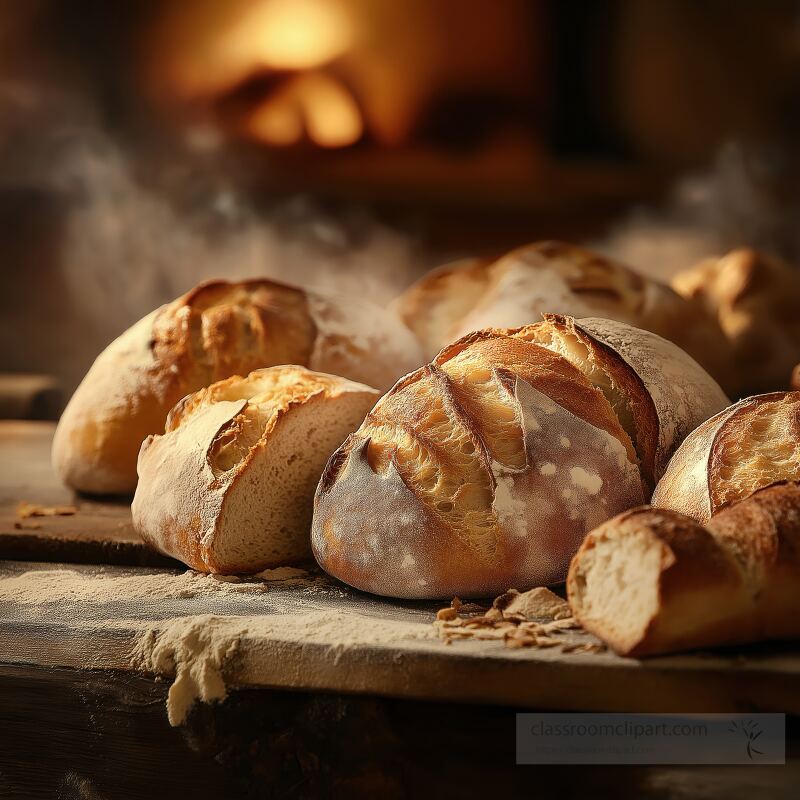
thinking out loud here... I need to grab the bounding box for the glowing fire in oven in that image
[246,72,363,148]
[148,0,364,148]
[146,0,539,153]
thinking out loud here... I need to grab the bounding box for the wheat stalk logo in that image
[727,719,765,760]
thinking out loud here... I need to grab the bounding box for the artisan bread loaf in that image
[652,391,800,524]
[568,482,800,656]
[132,366,379,573]
[53,278,422,494]
[311,316,727,599]
[672,248,800,394]
[394,241,733,387]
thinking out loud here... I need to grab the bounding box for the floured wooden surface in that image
[2,560,800,725]
[0,422,173,566]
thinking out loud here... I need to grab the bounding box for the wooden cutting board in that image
[2,558,800,714]
[0,421,174,566]
[1,421,799,715]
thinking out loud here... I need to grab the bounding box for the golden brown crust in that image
[672,248,800,395]
[53,278,421,494]
[653,391,800,523]
[434,330,636,459]
[313,321,650,599]
[568,482,800,656]
[392,257,494,356]
[394,240,733,387]
[151,279,317,397]
[133,366,380,573]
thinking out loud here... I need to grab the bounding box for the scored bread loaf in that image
[311,316,727,599]
[568,482,800,657]
[672,248,800,395]
[652,391,800,524]
[53,278,422,494]
[394,241,733,388]
[132,366,379,573]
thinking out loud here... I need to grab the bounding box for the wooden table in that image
[1,422,798,799]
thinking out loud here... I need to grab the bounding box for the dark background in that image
[2,0,800,397]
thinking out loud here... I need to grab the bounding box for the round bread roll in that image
[394,241,733,387]
[132,366,380,573]
[672,248,800,395]
[53,278,422,494]
[652,391,800,524]
[311,316,728,599]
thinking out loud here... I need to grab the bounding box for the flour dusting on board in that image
[254,566,310,581]
[131,615,238,726]
[0,567,272,604]
[128,610,437,726]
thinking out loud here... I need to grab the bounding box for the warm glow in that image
[247,94,304,146]
[246,73,362,148]
[149,0,537,150]
[220,0,353,71]
[302,74,363,147]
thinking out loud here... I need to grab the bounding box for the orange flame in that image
[246,73,362,148]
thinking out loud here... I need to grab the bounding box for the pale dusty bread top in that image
[672,248,800,393]
[134,366,379,572]
[53,277,420,493]
[393,242,729,382]
[395,242,661,349]
[518,315,660,486]
[518,316,729,483]
[653,391,800,523]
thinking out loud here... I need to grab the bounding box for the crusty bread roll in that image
[311,316,727,599]
[568,482,800,656]
[793,364,800,391]
[132,366,379,573]
[672,248,800,395]
[53,278,422,494]
[652,391,800,524]
[394,241,733,387]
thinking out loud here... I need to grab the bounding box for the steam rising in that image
[54,132,422,308]
[595,143,800,280]
[0,122,430,397]
[34,129,427,391]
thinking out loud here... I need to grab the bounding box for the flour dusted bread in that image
[519,315,729,486]
[672,248,800,394]
[652,391,800,524]
[568,482,800,656]
[53,278,422,494]
[132,366,379,573]
[312,316,727,599]
[394,241,732,386]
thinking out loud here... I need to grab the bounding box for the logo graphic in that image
[727,719,765,760]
